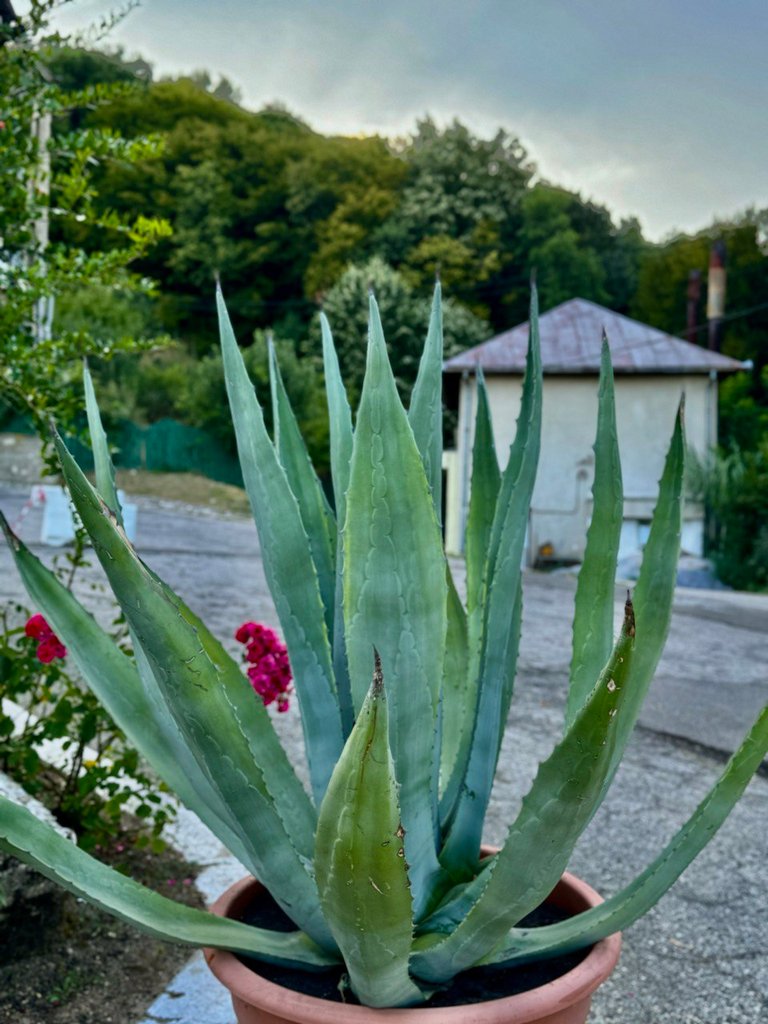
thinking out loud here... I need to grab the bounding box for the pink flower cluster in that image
[25,614,67,663]
[235,622,292,712]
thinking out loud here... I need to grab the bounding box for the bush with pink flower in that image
[235,621,292,712]
[0,605,170,848]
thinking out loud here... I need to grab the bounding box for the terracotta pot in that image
[204,869,621,1024]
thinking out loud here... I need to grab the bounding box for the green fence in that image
[4,414,244,488]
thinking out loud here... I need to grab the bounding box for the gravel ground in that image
[1,483,767,1023]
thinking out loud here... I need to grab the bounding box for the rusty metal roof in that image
[444,298,746,375]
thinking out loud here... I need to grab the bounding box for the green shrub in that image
[689,442,768,590]
[0,542,173,850]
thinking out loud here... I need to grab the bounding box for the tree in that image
[632,211,768,450]
[173,330,330,475]
[376,118,533,326]
[317,257,489,406]
[0,1,169,457]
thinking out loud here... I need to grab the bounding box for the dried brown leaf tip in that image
[624,591,636,637]
[372,648,384,696]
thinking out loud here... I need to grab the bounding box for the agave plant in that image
[1,285,766,1009]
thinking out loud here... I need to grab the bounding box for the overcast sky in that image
[49,0,766,241]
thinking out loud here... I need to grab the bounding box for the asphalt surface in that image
[1,482,767,1024]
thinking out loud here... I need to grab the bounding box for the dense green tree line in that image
[43,50,654,351]
[49,49,767,410]
[7,38,768,585]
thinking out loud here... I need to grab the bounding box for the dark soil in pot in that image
[0,836,204,1024]
[235,887,590,1007]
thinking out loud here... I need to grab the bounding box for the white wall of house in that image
[444,372,716,561]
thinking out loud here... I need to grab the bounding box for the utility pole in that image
[2,1,54,341]
[706,240,727,352]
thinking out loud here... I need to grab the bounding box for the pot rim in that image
[204,870,621,1022]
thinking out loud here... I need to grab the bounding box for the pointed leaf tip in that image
[0,510,19,550]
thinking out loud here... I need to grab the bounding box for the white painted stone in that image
[0,770,76,842]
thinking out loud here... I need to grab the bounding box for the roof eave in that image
[443,363,748,376]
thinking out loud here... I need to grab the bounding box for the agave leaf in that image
[320,312,355,736]
[438,566,469,799]
[408,281,444,519]
[482,704,768,967]
[82,360,123,527]
[613,400,685,762]
[344,295,447,919]
[566,337,623,728]
[464,367,501,615]
[441,285,543,876]
[484,284,543,584]
[218,288,343,804]
[320,312,354,526]
[315,655,425,1008]
[53,432,334,950]
[413,598,636,982]
[81,367,258,861]
[268,337,337,636]
[439,370,499,826]
[0,797,338,970]
[0,515,258,873]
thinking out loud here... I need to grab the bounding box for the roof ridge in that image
[443,297,746,374]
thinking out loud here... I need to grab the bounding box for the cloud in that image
[50,0,768,239]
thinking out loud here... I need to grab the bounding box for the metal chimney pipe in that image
[686,269,702,344]
[706,240,727,352]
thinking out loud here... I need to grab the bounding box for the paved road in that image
[1,483,767,1024]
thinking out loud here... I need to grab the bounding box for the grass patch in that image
[115,468,250,516]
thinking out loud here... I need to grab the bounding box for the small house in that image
[443,298,744,563]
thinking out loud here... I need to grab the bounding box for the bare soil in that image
[0,837,204,1024]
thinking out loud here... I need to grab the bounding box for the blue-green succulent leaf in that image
[464,367,500,616]
[611,400,685,768]
[0,797,338,970]
[80,364,258,862]
[218,287,343,804]
[482,704,768,967]
[567,337,623,728]
[0,514,256,874]
[414,598,636,982]
[439,369,499,827]
[438,566,469,801]
[320,312,353,524]
[315,656,425,1008]
[53,431,334,950]
[441,284,542,876]
[408,281,444,519]
[344,294,447,919]
[268,337,337,636]
[83,360,123,526]
[320,311,355,737]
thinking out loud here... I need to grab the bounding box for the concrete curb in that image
[136,808,245,1024]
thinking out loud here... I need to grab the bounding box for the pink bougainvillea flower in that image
[235,620,292,711]
[25,614,67,663]
[25,613,51,639]
[36,635,68,664]
[234,621,259,643]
